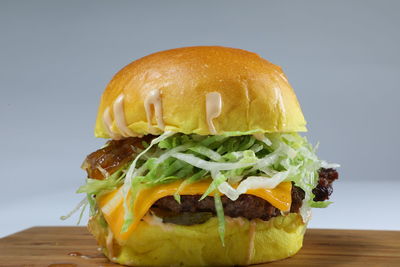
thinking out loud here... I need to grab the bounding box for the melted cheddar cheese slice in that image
[97,180,292,242]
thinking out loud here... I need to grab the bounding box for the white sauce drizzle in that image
[113,94,135,137]
[246,221,257,265]
[206,92,222,134]
[143,212,172,231]
[102,107,122,140]
[106,229,114,258]
[144,89,165,132]
[226,216,246,227]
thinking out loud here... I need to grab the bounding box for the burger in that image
[76,46,339,266]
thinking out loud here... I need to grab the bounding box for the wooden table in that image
[0,227,399,266]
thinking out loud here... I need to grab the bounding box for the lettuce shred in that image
[77,132,338,242]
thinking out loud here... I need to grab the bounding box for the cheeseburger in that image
[76,46,339,266]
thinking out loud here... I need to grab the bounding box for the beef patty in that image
[153,168,338,221]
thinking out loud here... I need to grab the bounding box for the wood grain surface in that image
[0,227,399,266]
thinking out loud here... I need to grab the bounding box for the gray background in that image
[1,0,399,236]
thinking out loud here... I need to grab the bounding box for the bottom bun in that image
[88,213,306,266]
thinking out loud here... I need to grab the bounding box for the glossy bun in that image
[89,213,306,266]
[94,46,306,138]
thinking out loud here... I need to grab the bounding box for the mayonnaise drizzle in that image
[206,92,222,134]
[246,221,257,265]
[102,107,121,140]
[226,216,245,227]
[113,94,134,137]
[143,212,172,231]
[144,89,165,132]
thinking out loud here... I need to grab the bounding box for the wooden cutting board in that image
[0,227,399,266]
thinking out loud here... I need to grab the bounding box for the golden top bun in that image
[89,213,305,266]
[94,46,307,138]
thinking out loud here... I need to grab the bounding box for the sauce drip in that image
[113,94,134,137]
[67,252,81,257]
[143,212,172,231]
[102,107,122,140]
[246,221,257,265]
[144,89,165,132]
[206,92,222,134]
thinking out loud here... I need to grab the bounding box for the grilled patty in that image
[153,168,338,221]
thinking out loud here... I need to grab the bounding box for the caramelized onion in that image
[82,136,154,180]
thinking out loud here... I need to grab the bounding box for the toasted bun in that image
[88,213,306,266]
[94,46,306,138]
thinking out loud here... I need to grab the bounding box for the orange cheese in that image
[97,180,292,241]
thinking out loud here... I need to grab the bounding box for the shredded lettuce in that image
[213,192,225,246]
[60,197,88,221]
[311,201,332,208]
[77,131,338,243]
[76,169,125,196]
